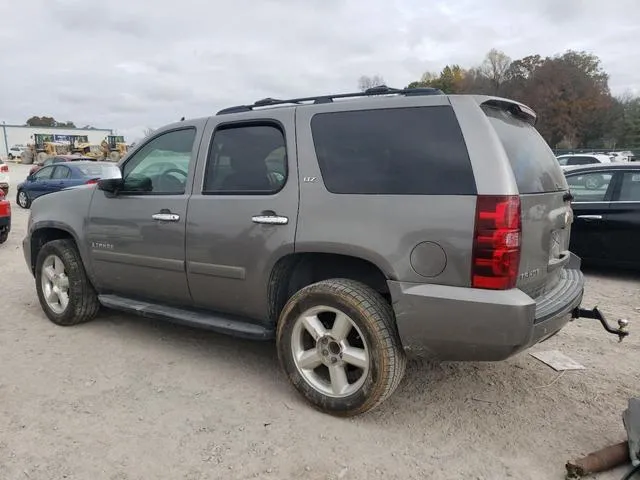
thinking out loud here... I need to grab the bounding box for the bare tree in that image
[480,49,512,94]
[358,75,386,91]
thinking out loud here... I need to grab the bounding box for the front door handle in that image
[577,214,602,220]
[252,211,288,225]
[152,212,180,222]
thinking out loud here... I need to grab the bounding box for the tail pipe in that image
[572,306,629,342]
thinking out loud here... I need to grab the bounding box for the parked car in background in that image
[609,151,635,162]
[7,145,26,160]
[28,155,95,176]
[22,88,593,416]
[0,189,10,244]
[0,158,9,195]
[557,153,613,170]
[17,161,121,209]
[564,163,640,268]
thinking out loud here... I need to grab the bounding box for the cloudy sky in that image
[1,0,639,141]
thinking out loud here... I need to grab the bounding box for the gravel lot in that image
[1,162,638,480]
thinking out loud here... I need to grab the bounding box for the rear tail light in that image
[472,195,521,290]
[85,178,99,185]
[0,164,8,173]
[0,198,10,217]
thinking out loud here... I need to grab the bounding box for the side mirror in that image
[97,177,123,194]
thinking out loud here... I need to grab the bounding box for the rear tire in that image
[35,239,100,326]
[277,279,406,416]
[37,152,48,164]
[21,150,34,165]
[17,190,31,209]
[110,152,120,162]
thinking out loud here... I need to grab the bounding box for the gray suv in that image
[23,86,586,416]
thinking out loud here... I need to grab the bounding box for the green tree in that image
[25,116,76,128]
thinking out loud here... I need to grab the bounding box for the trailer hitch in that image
[572,306,629,342]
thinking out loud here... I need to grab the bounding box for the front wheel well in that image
[268,253,391,324]
[29,228,75,273]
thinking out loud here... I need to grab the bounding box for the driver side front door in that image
[86,125,202,306]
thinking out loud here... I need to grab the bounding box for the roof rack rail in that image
[216,85,444,115]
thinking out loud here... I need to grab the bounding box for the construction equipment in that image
[67,135,102,159]
[101,135,128,161]
[22,134,66,165]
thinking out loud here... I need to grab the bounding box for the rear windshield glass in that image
[311,106,476,195]
[483,105,567,194]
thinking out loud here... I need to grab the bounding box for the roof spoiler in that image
[481,98,537,126]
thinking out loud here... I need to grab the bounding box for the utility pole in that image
[1,122,9,158]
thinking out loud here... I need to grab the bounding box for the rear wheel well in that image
[268,253,390,324]
[30,228,75,273]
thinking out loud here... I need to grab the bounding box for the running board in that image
[98,294,274,340]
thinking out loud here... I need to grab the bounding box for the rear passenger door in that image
[185,109,298,321]
[604,170,640,266]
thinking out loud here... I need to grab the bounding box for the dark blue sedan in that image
[16,161,121,209]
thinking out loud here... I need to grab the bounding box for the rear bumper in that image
[389,255,584,361]
[0,182,8,195]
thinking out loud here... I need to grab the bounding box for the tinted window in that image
[33,166,54,180]
[618,172,640,201]
[568,156,599,166]
[51,166,71,179]
[565,171,612,202]
[122,128,196,194]
[203,124,286,194]
[483,106,566,194]
[310,106,475,195]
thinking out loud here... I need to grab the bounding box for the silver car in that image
[23,87,605,416]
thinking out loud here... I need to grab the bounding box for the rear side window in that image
[483,106,566,194]
[310,106,476,195]
[568,156,599,166]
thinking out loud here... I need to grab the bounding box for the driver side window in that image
[121,128,196,194]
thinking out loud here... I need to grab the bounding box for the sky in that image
[1,0,639,142]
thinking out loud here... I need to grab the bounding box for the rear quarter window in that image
[483,106,567,194]
[310,106,476,195]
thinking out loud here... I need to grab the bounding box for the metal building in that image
[0,123,113,158]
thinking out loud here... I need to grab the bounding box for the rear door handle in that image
[152,212,180,222]
[577,215,602,220]
[252,210,288,225]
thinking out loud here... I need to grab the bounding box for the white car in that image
[556,153,613,169]
[609,151,635,162]
[0,158,9,195]
[7,145,26,160]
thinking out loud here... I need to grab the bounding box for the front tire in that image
[35,239,100,326]
[277,279,406,416]
[0,230,8,244]
[17,190,31,209]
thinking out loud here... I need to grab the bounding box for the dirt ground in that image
[1,162,639,480]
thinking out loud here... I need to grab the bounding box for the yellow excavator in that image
[101,135,128,161]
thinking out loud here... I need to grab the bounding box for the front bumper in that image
[0,215,10,231]
[23,233,32,273]
[389,257,585,361]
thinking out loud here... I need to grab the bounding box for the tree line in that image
[358,49,640,150]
